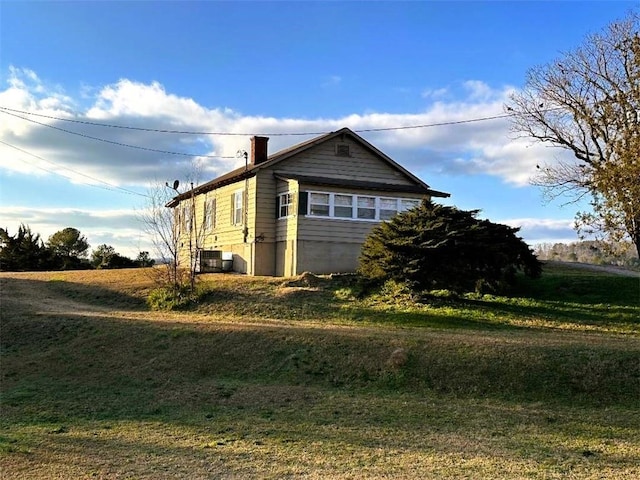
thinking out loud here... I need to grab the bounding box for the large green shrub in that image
[358,200,542,293]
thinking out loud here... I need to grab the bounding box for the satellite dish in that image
[173,180,180,190]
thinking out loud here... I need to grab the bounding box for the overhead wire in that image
[0,140,149,198]
[0,109,236,158]
[0,104,564,198]
[0,105,523,137]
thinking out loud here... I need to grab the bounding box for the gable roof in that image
[167,127,449,206]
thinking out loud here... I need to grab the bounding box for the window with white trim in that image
[183,203,193,232]
[305,191,422,221]
[357,196,376,219]
[203,198,216,229]
[379,197,398,220]
[334,194,353,218]
[400,199,420,212]
[309,192,330,216]
[232,189,244,225]
[278,192,294,218]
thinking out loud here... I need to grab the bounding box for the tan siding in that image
[274,139,415,185]
[176,177,256,274]
[297,218,377,243]
[296,240,362,275]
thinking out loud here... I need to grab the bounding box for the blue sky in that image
[0,1,636,258]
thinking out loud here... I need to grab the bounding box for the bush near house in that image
[358,200,542,293]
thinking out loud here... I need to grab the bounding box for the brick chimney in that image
[250,136,269,165]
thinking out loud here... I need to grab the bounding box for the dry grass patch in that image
[1,264,639,478]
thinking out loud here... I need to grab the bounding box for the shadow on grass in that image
[3,299,640,430]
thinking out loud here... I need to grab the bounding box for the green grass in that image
[1,263,639,478]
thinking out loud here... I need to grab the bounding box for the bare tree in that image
[508,11,640,257]
[139,179,183,294]
[140,160,209,297]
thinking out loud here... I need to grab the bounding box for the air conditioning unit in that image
[198,250,222,273]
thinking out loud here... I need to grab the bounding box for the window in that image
[203,198,216,229]
[400,199,420,212]
[334,194,353,218]
[183,203,193,232]
[304,190,422,222]
[357,196,376,219]
[278,193,294,218]
[232,190,244,225]
[335,143,350,157]
[309,192,330,216]
[380,198,398,220]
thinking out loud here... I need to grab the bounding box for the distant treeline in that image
[0,224,154,272]
[535,241,639,268]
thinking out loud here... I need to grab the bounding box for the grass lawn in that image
[1,263,639,478]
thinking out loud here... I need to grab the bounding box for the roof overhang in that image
[274,172,450,197]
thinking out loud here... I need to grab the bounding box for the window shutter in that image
[275,195,281,218]
[242,190,247,221]
[298,191,308,215]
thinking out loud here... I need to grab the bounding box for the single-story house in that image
[167,127,449,276]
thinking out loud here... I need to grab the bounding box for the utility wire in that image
[0,105,521,136]
[0,140,149,198]
[0,109,236,158]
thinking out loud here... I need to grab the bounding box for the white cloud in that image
[0,68,569,193]
[500,217,579,245]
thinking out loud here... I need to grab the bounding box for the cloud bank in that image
[0,67,560,188]
[0,67,580,257]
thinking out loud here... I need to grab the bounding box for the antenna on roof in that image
[165,180,180,192]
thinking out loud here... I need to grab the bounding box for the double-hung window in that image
[334,194,353,218]
[379,198,398,220]
[183,203,193,232]
[278,193,294,218]
[400,199,420,212]
[232,190,244,225]
[309,192,330,216]
[357,196,376,219]
[203,198,215,230]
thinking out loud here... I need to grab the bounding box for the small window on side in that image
[278,193,294,218]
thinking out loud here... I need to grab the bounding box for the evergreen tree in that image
[47,227,90,270]
[0,224,52,271]
[359,201,541,293]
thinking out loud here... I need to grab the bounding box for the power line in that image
[0,140,149,198]
[0,105,519,136]
[0,109,236,158]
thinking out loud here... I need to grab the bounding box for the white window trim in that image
[278,192,294,219]
[204,198,216,230]
[305,190,421,222]
[233,189,244,225]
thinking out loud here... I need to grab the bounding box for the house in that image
[167,127,449,277]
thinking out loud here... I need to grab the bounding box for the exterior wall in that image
[273,136,417,186]
[296,240,363,275]
[177,176,257,274]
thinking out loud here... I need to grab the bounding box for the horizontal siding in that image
[297,217,377,243]
[274,139,415,186]
[254,170,276,244]
[296,240,362,275]
[176,178,254,272]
